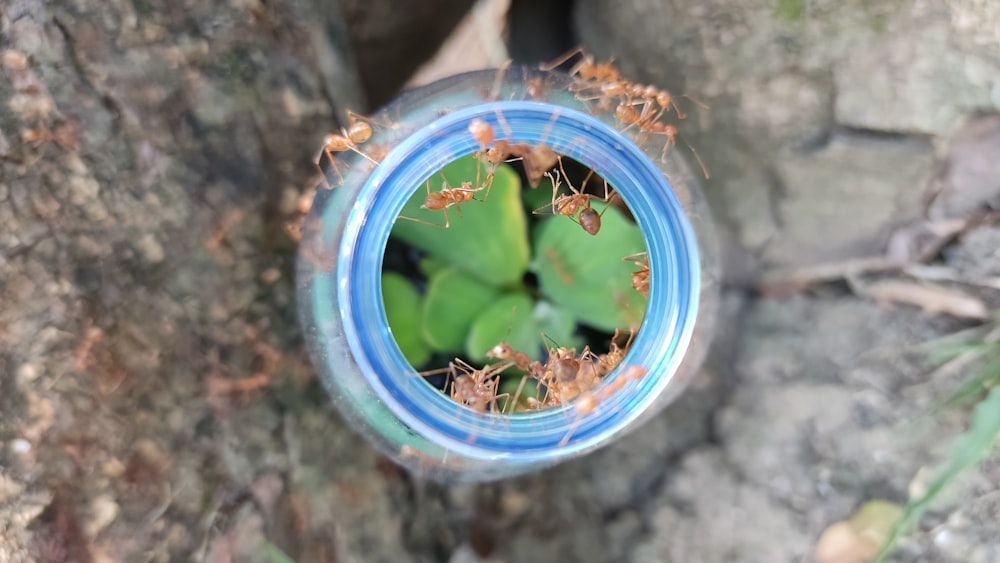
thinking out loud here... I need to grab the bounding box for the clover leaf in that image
[381,272,431,366]
[421,266,500,352]
[532,203,647,332]
[465,292,539,362]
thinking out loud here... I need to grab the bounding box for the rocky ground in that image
[2,0,999,562]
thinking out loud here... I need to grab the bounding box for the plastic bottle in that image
[297,66,718,482]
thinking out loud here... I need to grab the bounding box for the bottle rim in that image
[310,99,701,463]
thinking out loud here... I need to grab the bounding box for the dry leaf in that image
[859,279,989,320]
[816,521,878,563]
[816,500,903,563]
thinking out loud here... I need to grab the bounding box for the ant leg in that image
[539,46,584,71]
[508,375,530,413]
[556,154,584,198]
[539,109,561,144]
[490,59,512,100]
[531,170,564,216]
[670,98,687,120]
[314,159,332,190]
[348,146,379,166]
[622,251,649,265]
[493,391,511,414]
[658,135,677,163]
[578,167,596,195]
[680,136,710,179]
[397,207,451,229]
[493,108,514,142]
[318,148,347,188]
[593,184,620,223]
[478,161,499,200]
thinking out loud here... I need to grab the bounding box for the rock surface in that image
[574,0,1000,561]
[2,0,1000,561]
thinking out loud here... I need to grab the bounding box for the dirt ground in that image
[2,1,1000,562]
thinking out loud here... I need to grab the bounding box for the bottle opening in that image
[380,146,650,415]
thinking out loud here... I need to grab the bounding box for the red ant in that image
[558,362,648,446]
[314,111,382,189]
[616,101,709,178]
[541,46,622,84]
[397,177,484,229]
[595,329,635,376]
[625,83,686,120]
[623,252,650,298]
[423,358,514,414]
[487,342,544,377]
[522,67,553,100]
[21,122,81,152]
[469,109,562,189]
[535,164,618,236]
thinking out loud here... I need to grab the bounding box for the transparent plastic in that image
[297,67,719,482]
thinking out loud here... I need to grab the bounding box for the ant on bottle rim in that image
[314,110,389,189]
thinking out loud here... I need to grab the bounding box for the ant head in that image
[486,342,512,359]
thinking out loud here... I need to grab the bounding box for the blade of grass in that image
[876,385,1000,561]
[938,353,1000,410]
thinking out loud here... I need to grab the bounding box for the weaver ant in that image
[541,46,622,84]
[535,164,619,236]
[623,252,650,297]
[558,362,648,446]
[314,110,382,189]
[487,342,544,377]
[522,67,553,100]
[596,329,635,376]
[550,345,601,402]
[423,358,514,414]
[469,109,562,189]
[616,101,709,178]
[21,122,81,152]
[397,177,484,229]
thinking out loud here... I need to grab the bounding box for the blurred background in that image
[2,0,999,561]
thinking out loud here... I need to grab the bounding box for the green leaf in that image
[466,292,544,362]
[390,158,530,287]
[533,203,647,332]
[939,354,1000,410]
[418,255,450,278]
[382,272,431,367]
[261,542,297,563]
[421,267,500,353]
[775,0,805,21]
[533,300,583,351]
[876,385,1000,561]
